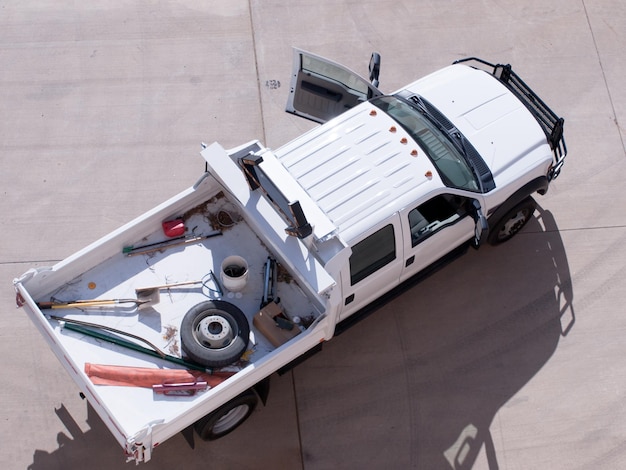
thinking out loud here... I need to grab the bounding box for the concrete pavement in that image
[2,1,625,469]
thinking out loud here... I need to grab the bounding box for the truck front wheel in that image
[488,196,537,245]
[194,390,259,440]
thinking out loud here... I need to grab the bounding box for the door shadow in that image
[293,205,574,469]
[398,205,574,469]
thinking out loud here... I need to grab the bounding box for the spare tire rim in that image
[195,315,234,348]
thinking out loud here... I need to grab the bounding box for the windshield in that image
[371,96,479,192]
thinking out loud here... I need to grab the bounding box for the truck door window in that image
[349,224,396,285]
[409,195,470,246]
[302,54,370,97]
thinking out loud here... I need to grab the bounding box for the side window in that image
[408,195,470,247]
[349,224,396,285]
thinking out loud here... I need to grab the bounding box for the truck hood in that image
[401,64,549,181]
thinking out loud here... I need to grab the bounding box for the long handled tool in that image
[136,279,202,294]
[134,270,223,301]
[123,232,222,257]
[37,290,160,311]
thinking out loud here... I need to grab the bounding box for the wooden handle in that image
[37,299,118,309]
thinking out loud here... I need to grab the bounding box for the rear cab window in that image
[349,224,396,285]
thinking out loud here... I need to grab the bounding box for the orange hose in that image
[84,363,233,388]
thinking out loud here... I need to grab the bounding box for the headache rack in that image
[454,57,567,180]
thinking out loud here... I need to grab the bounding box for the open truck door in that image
[285,48,382,124]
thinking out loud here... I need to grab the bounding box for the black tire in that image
[488,196,537,245]
[180,300,250,368]
[194,390,258,440]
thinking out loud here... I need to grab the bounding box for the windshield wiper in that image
[409,95,450,133]
[449,132,485,193]
[406,95,484,189]
[404,93,496,193]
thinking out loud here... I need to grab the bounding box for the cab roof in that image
[271,102,444,243]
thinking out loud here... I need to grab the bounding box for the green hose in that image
[61,322,210,373]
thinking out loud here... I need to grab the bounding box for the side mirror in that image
[369,52,381,88]
[471,200,489,248]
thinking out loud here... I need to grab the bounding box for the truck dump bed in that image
[13,141,336,462]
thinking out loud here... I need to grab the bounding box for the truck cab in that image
[280,49,566,323]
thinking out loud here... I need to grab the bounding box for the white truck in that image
[13,49,566,463]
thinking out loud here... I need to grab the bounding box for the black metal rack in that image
[453,57,567,180]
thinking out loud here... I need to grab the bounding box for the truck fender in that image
[487,176,548,229]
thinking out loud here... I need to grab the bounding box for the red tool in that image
[152,380,209,396]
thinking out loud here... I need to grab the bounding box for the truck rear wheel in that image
[194,390,259,440]
[180,300,250,368]
[488,196,537,245]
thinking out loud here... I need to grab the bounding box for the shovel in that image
[135,271,223,301]
[37,290,160,311]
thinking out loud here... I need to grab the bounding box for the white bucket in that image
[220,255,249,292]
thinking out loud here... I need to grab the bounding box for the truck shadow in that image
[27,206,573,470]
[294,205,574,469]
[28,402,201,469]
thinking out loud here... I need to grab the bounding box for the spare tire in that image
[181,300,250,368]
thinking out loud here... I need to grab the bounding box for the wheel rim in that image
[194,314,235,349]
[498,209,530,240]
[212,404,250,434]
